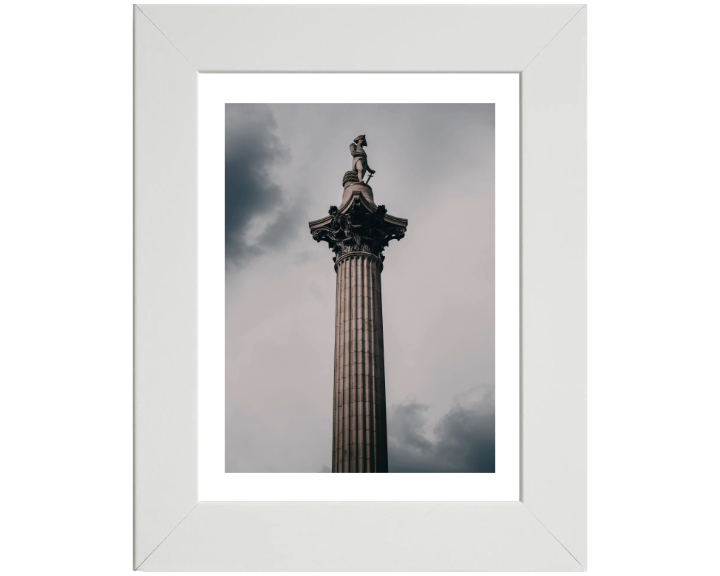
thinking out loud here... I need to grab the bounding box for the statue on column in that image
[343,134,376,186]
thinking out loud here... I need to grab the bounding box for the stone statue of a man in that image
[349,135,375,183]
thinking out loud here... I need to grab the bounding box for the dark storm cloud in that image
[388,385,495,473]
[226,104,305,267]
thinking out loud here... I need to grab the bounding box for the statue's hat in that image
[354,134,367,145]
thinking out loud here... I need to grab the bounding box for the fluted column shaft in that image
[332,253,388,473]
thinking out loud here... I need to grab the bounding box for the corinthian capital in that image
[309,192,407,266]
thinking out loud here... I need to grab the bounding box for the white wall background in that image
[1,0,718,574]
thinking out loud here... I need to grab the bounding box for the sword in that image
[365,172,374,184]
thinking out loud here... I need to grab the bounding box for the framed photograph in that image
[135,4,586,571]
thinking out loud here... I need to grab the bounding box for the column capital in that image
[309,190,408,265]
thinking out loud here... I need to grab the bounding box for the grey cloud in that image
[226,104,307,268]
[389,402,434,453]
[388,385,495,473]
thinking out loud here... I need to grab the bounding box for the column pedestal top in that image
[341,182,375,207]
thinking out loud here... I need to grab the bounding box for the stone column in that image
[310,182,407,473]
[333,252,387,472]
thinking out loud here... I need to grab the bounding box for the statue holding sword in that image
[343,134,376,186]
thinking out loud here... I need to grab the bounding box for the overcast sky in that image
[226,103,495,473]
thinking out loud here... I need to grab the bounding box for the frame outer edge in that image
[134,6,198,569]
[134,3,587,571]
[139,502,583,571]
[521,6,587,568]
[137,4,585,73]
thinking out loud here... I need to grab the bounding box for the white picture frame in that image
[134,4,586,571]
